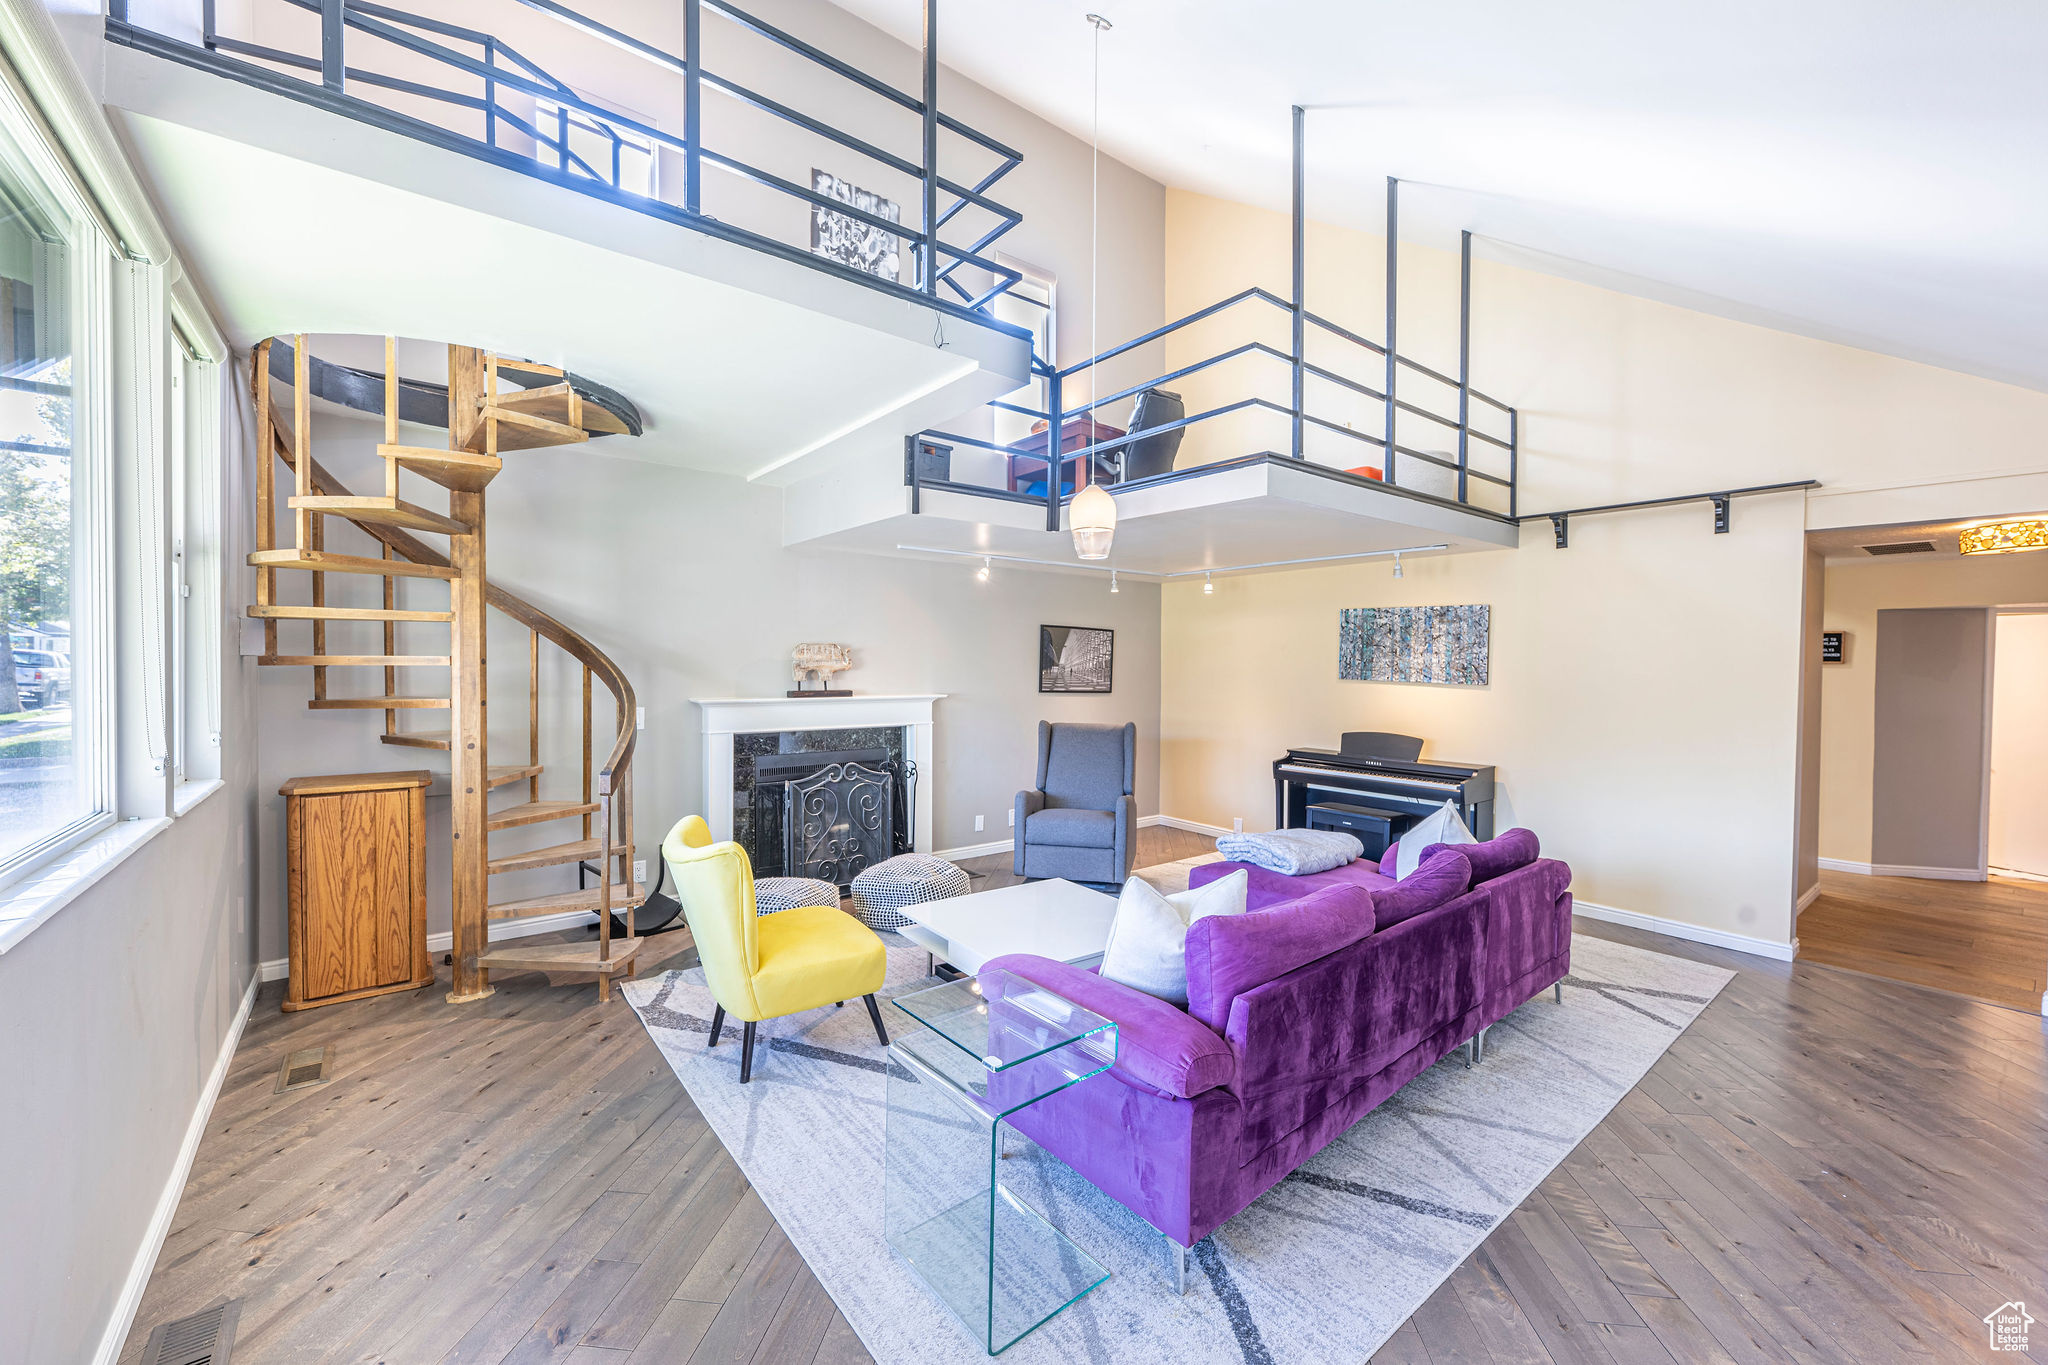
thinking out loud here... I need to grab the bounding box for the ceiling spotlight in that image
[1109,568,1119,594]
[1392,552,1403,579]
[1203,571,1214,596]
[976,556,991,582]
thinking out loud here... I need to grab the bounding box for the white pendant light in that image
[1071,482,1116,559]
[1069,12,1118,563]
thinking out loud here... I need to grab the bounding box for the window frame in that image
[0,73,116,897]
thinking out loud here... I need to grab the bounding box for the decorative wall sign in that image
[1821,631,1844,663]
[1040,625,1114,693]
[1338,604,1490,686]
[810,170,901,281]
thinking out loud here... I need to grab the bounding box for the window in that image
[0,94,111,887]
[173,351,222,785]
[534,95,656,200]
[989,261,1054,446]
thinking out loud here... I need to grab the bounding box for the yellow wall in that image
[1818,552,2048,866]
[1158,189,2048,951]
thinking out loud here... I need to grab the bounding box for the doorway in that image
[1990,611,2048,880]
[1800,522,2048,1013]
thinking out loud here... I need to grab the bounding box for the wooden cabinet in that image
[282,771,434,1011]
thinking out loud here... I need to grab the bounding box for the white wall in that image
[250,409,1161,965]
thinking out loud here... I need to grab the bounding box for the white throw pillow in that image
[1393,799,1477,880]
[1098,869,1249,1005]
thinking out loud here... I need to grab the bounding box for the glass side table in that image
[883,967,1119,1355]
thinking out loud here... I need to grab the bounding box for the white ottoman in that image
[849,853,971,932]
[755,876,841,915]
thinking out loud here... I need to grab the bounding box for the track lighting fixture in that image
[1203,571,1214,595]
[1110,569,1120,593]
[1392,552,1403,579]
[976,556,991,582]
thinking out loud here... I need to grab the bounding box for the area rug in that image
[621,898,1733,1364]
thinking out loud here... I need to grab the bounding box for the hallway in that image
[1797,869,2048,1013]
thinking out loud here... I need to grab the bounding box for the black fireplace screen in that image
[784,760,896,889]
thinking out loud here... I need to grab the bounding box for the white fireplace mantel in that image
[692,694,944,851]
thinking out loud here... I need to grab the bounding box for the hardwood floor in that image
[124,828,2048,1365]
[1797,868,2048,1013]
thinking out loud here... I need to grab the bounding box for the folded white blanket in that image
[1213,828,1362,876]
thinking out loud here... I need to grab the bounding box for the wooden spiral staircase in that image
[249,335,651,1003]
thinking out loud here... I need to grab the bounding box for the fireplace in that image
[693,694,943,869]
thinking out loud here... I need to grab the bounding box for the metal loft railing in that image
[106,0,1028,320]
[907,108,1521,532]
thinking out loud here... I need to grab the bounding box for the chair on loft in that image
[661,817,888,1083]
[1103,386,1185,483]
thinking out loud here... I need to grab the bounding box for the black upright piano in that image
[1273,731,1494,853]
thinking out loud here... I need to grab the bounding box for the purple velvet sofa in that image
[984,828,1570,1289]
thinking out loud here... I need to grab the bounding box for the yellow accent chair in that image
[662,815,889,1082]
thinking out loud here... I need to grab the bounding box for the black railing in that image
[108,0,1028,322]
[907,108,1522,531]
[907,277,1521,532]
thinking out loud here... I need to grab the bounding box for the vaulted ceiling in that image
[837,0,2048,390]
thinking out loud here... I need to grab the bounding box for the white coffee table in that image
[893,878,1118,975]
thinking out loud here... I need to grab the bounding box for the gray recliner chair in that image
[1014,721,1137,885]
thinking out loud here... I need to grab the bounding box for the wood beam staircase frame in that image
[249,335,650,1002]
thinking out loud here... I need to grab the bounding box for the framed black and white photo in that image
[810,169,901,281]
[1040,625,1114,694]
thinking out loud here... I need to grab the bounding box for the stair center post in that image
[446,346,494,1003]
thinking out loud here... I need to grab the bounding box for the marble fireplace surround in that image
[692,696,942,856]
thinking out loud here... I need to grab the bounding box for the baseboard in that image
[1817,857,1986,882]
[1796,882,1822,915]
[1572,899,1798,962]
[1992,865,2048,884]
[930,836,1014,862]
[257,907,602,982]
[1153,814,1234,838]
[94,971,259,1365]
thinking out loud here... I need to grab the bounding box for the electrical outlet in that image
[974,815,985,832]
[1007,808,1015,827]
[633,859,647,885]
[1233,817,1244,834]
[636,706,646,731]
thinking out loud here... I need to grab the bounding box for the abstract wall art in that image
[1338,604,1490,686]
[810,169,901,281]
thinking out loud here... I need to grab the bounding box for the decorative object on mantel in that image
[1041,624,1114,693]
[789,642,854,697]
[1338,604,1490,686]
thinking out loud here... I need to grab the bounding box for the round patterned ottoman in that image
[754,876,841,915]
[849,853,971,931]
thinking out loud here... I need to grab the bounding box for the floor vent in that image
[138,1298,240,1365]
[1861,540,1938,555]
[274,1045,331,1093]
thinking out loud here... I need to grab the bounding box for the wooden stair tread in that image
[464,404,590,452]
[380,730,452,750]
[489,838,603,875]
[378,443,502,493]
[248,549,457,581]
[487,799,602,830]
[251,604,453,623]
[288,495,470,535]
[487,763,544,789]
[487,882,649,920]
[476,937,643,975]
[260,654,450,667]
[308,696,451,710]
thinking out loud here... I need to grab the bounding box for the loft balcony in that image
[786,273,1526,575]
[101,0,1031,479]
